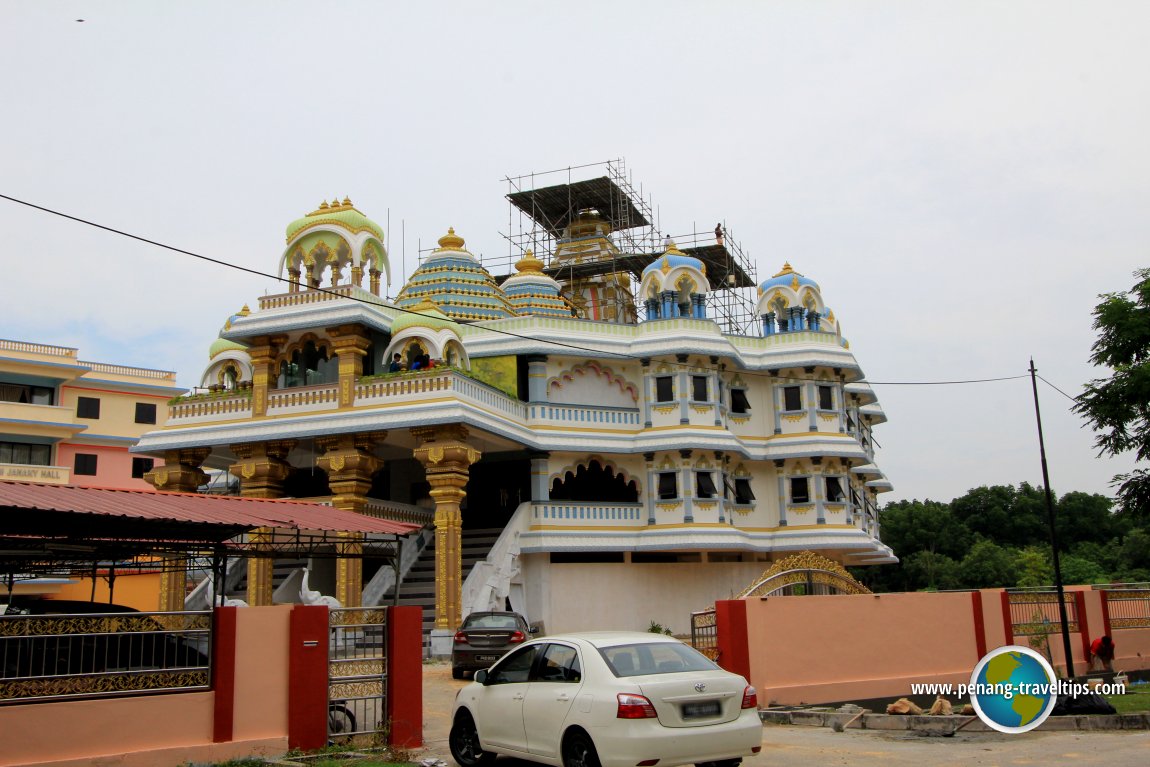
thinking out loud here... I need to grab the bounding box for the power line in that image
[1037,375,1079,403]
[0,191,1043,391]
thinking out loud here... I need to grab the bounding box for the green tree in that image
[1016,547,1054,588]
[1055,492,1126,548]
[879,499,972,560]
[950,484,1047,548]
[959,539,1018,589]
[902,550,962,591]
[1074,268,1150,518]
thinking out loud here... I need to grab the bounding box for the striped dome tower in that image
[501,251,575,318]
[395,228,515,321]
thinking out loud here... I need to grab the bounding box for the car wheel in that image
[449,710,495,767]
[562,730,601,767]
[452,666,465,680]
[328,704,356,737]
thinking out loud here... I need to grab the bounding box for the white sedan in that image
[449,631,763,767]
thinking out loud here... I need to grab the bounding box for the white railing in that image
[267,383,339,411]
[169,394,253,421]
[0,339,77,357]
[530,500,645,525]
[528,403,641,428]
[80,361,177,380]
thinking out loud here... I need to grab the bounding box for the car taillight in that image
[617,693,658,719]
[453,631,468,644]
[741,685,758,709]
[508,630,526,643]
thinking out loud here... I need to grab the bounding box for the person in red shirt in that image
[1090,635,1115,672]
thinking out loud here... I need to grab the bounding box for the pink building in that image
[0,338,182,490]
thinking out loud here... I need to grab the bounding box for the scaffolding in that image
[490,159,759,335]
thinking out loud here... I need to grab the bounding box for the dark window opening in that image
[75,453,98,476]
[77,396,101,419]
[691,376,708,402]
[550,551,626,563]
[134,402,157,424]
[695,471,717,499]
[734,478,755,505]
[658,472,678,500]
[783,386,801,412]
[730,388,750,414]
[655,376,674,403]
[550,460,639,503]
[283,466,331,498]
[0,441,51,466]
[277,341,336,388]
[819,385,833,410]
[790,477,810,504]
[826,476,845,503]
[0,382,54,405]
[131,457,154,479]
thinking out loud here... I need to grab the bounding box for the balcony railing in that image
[0,339,78,357]
[80,362,178,381]
[530,501,645,525]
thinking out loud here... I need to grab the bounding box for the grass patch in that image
[1107,690,1150,714]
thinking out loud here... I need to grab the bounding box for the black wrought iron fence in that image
[0,610,211,703]
[1105,589,1150,629]
[328,607,388,741]
[690,608,718,661]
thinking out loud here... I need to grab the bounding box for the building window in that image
[76,396,101,419]
[657,472,678,500]
[0,382,54,405]
[691,376,708,402]
[131,457,155,479]
[734,478,755,505]
[790,477,810,504]
[730,388,750,414]
[0,441,51,466]
[782,386,802,412]
[134,402,157,424]
[655,376,674,403]
[695,471,718,499]
[819,385,834,410]
[74,453,98,476]
[825,476,845,503]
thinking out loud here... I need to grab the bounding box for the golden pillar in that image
[351,264,364,287]
[412,425,481,630]
[328,323,372,408]
[158,555,188,612]
[369,268,381,297]
[229,440,295,606]
[144,447,211,493]
[248,334,286,418]
[316,431,386,608]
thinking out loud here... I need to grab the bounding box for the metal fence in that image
[1105,589,1150,629]
[328,607,388,741]
[0,610,211,703]
[1006,591,1079,636]
[690,609,718,661]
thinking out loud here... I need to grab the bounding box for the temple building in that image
[134,164,893,649]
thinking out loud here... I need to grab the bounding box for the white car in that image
[449,631,763,767]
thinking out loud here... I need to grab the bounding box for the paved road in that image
[415,662,1150,767]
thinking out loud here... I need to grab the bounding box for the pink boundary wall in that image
[719,587,1150,706]
[0,605,423,767]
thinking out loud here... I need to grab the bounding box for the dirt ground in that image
[414,661,1150,767]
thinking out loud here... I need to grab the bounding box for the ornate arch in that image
[547,360,639,403]
[736,551,872,597]
[549,455,642,497]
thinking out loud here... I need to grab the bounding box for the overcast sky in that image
[2,1,1147,506]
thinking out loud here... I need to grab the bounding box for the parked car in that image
[449,631,762,767]
[451,610,535,679]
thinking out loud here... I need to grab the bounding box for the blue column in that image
[808,310,821,331]
[642,359,652,428]
[712,369,722,426]
[815,473,826,525]
[679,367,690,424]
[526,354,548,403]
[762,312,776,336]
[777,469,788,527]
[645,298,659,320]
[681,451,693,523]
[773,383,783,434]
[807,381,818,432]
[661,291,674,319]
[529,453,550,501]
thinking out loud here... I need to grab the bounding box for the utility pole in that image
[1029,358,1076,679]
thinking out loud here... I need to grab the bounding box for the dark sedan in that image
[451,611,535,679]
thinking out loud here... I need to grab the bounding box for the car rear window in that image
[463,614,521,629]
[599,641,719,677]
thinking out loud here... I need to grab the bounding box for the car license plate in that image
[682,701,721,719]
[476,655,500,662]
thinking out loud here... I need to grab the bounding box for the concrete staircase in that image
[383,527,503,652]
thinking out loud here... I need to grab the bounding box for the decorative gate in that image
[328,607,388,741]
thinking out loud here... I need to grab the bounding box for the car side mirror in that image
[474,669,488,684]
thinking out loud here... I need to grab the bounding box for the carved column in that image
[158,555,188,611]
[229,440,295,606]
[144,447,211,493]
[248,334,286,418]
[316,431,386,608]
[370,268,381,296]
[412,425,481,631]
[328,323,372,408]
[288,267,302,293]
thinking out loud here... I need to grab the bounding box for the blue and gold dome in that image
[759,262,818,293]
[395,229,515,321]
[501,251,574,318]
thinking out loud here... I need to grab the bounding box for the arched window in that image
[549,460,638,502]
[278,341,336,388]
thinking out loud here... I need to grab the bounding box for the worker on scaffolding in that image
[715,223,724,246]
